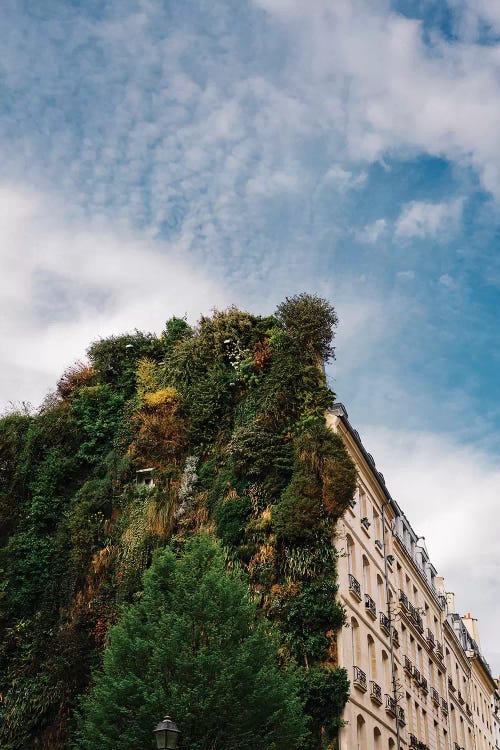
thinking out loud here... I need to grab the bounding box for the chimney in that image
[462,613,482,651]
[446,591,456,614]
[434,576,446,594]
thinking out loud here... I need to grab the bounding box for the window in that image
[362,555,370,593]
[351,617,361,665]
[377,574,385,611]
[382,650,390,687]
[360,489,368,518]
[368,635,377,680]
[346,535,355,576]
[356,714,366,749]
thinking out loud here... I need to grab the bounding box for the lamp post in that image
[154,715,181,749]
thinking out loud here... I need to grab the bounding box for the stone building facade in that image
[328,404,498,750]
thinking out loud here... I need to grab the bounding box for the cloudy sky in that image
[0,0,499,672]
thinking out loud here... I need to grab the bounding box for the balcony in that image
[379,611,391,635]
[431,687,440,706]
[426,628,435,648]
[385,694,397,717]
[360,516,371,532]
[370,680,382,705]
[399,589,409,610]
[448,677,456,693]
[348,574,362,601]
[441,698,449,714]
[392,627,400,648]
[409,735,419,749]
[420,676,428,694]
[364,593,377,619]
[413,666,421,684]
[397,706,406,726]
[348,497,357,509]
[375,538,383,551]
[404,655,413,674]
[353,665,367,692]
[436,640,443,658]
[458,690,465,705]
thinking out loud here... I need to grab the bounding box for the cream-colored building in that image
[328,404,497,750]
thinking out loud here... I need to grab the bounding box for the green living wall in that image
[0,294,356,750]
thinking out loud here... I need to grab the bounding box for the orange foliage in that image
[57,362,95,400]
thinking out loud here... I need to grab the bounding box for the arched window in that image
[377,574,385,611]
[356,714,366,750]
[374,727,382,749]
[362,554,370,592]
[382,649,390,687]
[388,738,396,750]
[368,635,377,680]
[346,534,355,576]
[351,617,361,665]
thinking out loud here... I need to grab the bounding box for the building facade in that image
[328,404,498,750]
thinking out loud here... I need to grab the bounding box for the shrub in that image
[275,293,338,362]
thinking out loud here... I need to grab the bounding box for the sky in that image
[0,0,499,673]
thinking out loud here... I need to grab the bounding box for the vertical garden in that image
[0,294,356,749]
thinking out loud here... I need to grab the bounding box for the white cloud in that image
[0,184,230,409]
[355,218,387,243]
[394,198,464,239]
[359,424,500,674]
[252,0,500,198]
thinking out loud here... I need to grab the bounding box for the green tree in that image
[73,535,308,750]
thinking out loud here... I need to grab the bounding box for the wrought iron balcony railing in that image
[370,680,382,704]
[364,593,377,619]
[379,611,390,634]
[353,665,367,691]
[385,694,397,717]
[348,574,361,600]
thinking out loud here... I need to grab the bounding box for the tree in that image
[72,535,308,750]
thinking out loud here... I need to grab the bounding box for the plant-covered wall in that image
[0,294,356,750]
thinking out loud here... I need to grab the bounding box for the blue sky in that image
[0,0,499,671]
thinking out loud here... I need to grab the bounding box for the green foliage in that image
[228,420,294,498]
[162,316,193,349]
[0,531,58,614]
[0,413,31,541]
[215,495,252,549]
[275,293,338,362]
[272,469,324,545]
[0,294,353,750]
[281,581,345,662]
[299,666,350,745]
[71,385,124,465]
[87,332,164,398]
[73,536,308,750]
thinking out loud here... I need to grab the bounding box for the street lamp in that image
[154,715,181,749]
